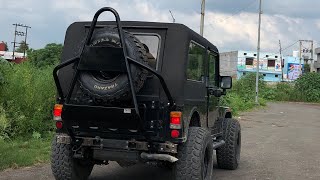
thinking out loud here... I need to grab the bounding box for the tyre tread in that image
[216,118,241,170]
[175,127,213,180]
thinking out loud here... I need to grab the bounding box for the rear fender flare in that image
[182,107,200,142]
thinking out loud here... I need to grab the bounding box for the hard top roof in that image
[80,21,219,53]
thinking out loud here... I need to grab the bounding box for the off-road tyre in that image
[79,27,148,102]
[216,118,241,170]
[51,134,94,180]
[174,127,213,180]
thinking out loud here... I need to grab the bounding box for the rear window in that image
[135,34,160,70]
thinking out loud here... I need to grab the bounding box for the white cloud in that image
[203,11,316,53]
[0,0,319,53]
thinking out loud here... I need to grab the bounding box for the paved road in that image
[1,102,320,180]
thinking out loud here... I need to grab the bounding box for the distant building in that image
[0,40,27,63]
[282,55,304,81]
[0,51,26,64]
[219,51,238,77]
[314,48,320,73]
[220,50,282,82]
[220,50,309,82]
[0,42,6,51]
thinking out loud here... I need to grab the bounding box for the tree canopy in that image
[27,43,63,68]
[15,41,29,53]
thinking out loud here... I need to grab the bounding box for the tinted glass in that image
[187,42,205,81]
[135,35,160,69]
[209,53,217,85]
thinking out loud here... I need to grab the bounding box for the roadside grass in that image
[0,137,51,171]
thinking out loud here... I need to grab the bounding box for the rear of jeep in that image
[51,7,241,180]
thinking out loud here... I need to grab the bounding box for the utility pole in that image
[279,40,283,81]
[311,41,314,72]
[169,10,176,23]
[299,40,302,75]
[11,23,31,60]
[298,40,313,73]
[23,26,31,58]
[12,24,18,60]
[200,0,206,36]
[255,0,262,104]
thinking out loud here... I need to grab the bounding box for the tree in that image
[15,41,29,53]
[27,43,63,67]
[303,63,310,73]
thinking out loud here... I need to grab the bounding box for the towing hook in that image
[71,138,84,152]
[72,144,82,152]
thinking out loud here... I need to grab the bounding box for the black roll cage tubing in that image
[53,7,175,117]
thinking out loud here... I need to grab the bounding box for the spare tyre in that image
[79,28,148,102]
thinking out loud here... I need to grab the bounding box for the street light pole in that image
[200,0,205,36]
[255,0,262,104]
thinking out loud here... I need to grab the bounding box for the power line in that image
[281,40,299,52]
[224,0,259,21]
[264,40,299,57]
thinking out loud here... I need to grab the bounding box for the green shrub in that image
[0,57,11,85]
[0,105,10,139]
[0,62,56,138]
[273,82,294,101]
[221,92,255,115]
[221,73,267,115]
[294,72,320,102]
[232,73,267,100]
[0,43,62,139]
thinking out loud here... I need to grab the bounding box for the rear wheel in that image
[174,127,213,180]
[216,118,241,170]
[51,134,94,180]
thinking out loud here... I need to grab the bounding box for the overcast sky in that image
[0,0,319,54]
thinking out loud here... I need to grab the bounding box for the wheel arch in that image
[186,107,201,128]
[219,106,232,119]
[182,107,202,142]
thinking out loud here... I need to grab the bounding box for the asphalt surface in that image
[1,102,320,180]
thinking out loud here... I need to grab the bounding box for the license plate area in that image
[62,104,141,129]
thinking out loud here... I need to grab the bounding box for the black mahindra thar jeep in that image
[51,7,241,180]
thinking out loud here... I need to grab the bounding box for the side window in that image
[187,42,205,81]
[209,52,217,85]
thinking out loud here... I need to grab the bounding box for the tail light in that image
[170,111,182,129]
[171,130,180,138]
[53,104,63,121]
[56,121,63,129]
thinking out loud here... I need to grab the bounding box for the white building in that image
[0,51,25,60]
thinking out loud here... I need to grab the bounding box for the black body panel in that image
[56,19,222,143]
